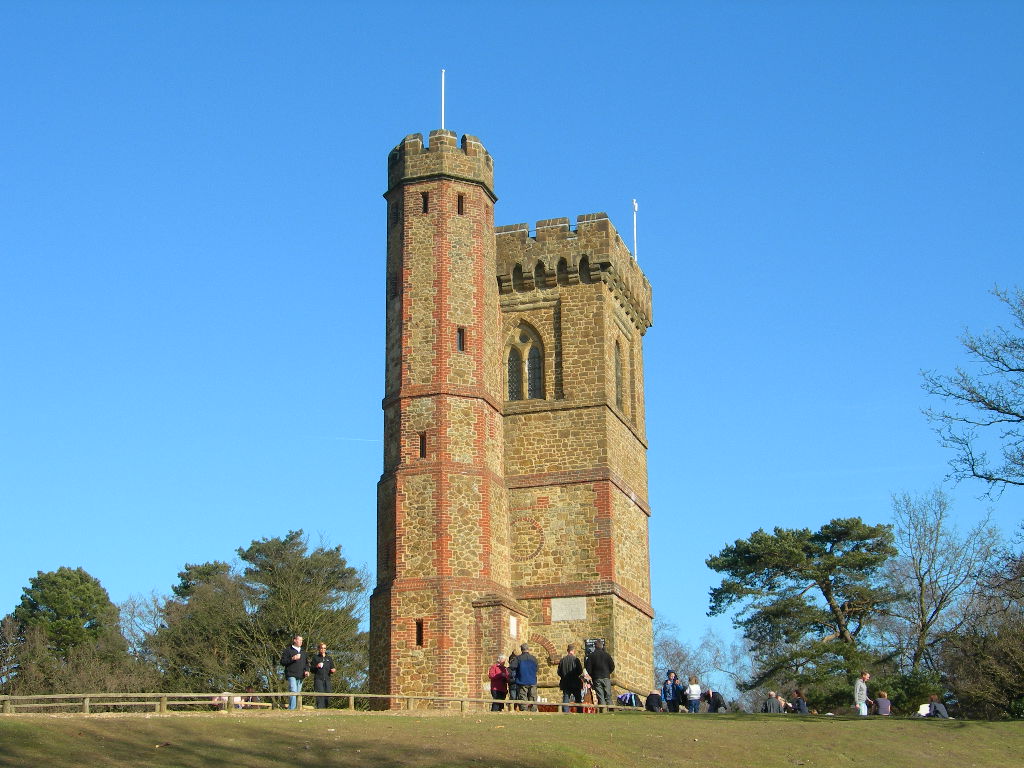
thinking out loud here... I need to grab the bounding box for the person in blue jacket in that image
[514,643,539,711]
[661,670,683,712]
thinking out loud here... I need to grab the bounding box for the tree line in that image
[1,530,368,701]
[658,288,1024,719]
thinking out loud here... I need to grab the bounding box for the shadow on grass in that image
[0,715,592,768]
[0,710,1015,768]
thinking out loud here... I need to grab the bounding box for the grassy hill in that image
[1,710,1020,768]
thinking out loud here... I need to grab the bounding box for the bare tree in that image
[652,617,711,690]
[0,615,20,692]
[653,619,761,710]
[923,286,1024,497]
[885,489,1001,673]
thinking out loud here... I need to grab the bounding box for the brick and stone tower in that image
[370,129,654,704]
[369,130,518,702]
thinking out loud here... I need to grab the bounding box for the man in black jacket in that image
[280,634,309,710]
[557,643,585,713]
[310,642,336,709]
[584,639,615,709]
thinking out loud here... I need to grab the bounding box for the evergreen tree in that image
[147,531,367,696]
[13,566,124,656]
[706,517,897,709]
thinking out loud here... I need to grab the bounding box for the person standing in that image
[557,644,585,713]
[310,642,336,709]
[514,643,539,712]
[685,675,702,713]
[584,639,615,710]
[507,648,521,709]
[661,671,683,713]
[280,634,309,710]
[488,655,510,711]
[854,671,872,716]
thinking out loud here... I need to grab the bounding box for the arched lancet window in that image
[507,323,544,401]
[614,341,624,411]
[508,347,523,401]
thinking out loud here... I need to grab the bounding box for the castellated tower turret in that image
[370,130,518,703]
[370,130,654,706]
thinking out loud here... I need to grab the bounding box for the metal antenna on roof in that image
[632,199,639,260]
[441,68,446,130]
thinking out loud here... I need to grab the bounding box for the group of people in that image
[651,671,727,713]
[487,639,616,712]
[280,634,337,710]
[854,671,949,718]
[759,690,810,714]
[657,671,708,713]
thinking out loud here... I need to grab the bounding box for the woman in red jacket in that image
[488,655,510,711]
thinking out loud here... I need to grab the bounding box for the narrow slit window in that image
[421,192,429,213]
[527,346,543,399]
[418,431,427,458]
[457,327,466,351]
[457,194,465,215]
[415,619,424,647]
[507,348,523,401]
[615,342,624,410]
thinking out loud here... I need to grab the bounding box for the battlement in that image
[495,213,653,331]
[387,129,495,199]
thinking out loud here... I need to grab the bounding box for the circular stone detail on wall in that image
[510,515,544,562]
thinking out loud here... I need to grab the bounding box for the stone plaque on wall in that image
[550,596,586,622]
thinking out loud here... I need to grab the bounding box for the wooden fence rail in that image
[0,691,646,716]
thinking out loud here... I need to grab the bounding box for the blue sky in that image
[2,1,1022,685]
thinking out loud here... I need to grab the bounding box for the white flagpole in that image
[632,199,638,260]
[441,68,446,130]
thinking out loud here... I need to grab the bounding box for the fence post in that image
[460,698,466,715]
[348,695,355,710]
[406,697,413,710]
[82,697,90,714]
[159,696,168,714]
[227,695,236,711]
[2,697,12,714]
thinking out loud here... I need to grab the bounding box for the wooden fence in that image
[0,691,646,716]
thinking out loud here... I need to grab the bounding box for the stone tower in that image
[370,129,654,704]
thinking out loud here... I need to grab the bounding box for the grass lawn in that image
[0,710,1020,768]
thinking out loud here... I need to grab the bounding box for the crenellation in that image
[495,213,653,332]
[534,217,571,241]
[387,130,496,202]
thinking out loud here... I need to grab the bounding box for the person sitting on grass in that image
[791,689,809,715]
[926,694,949,718]
[701,688,726,713]
[875,691,892,716]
